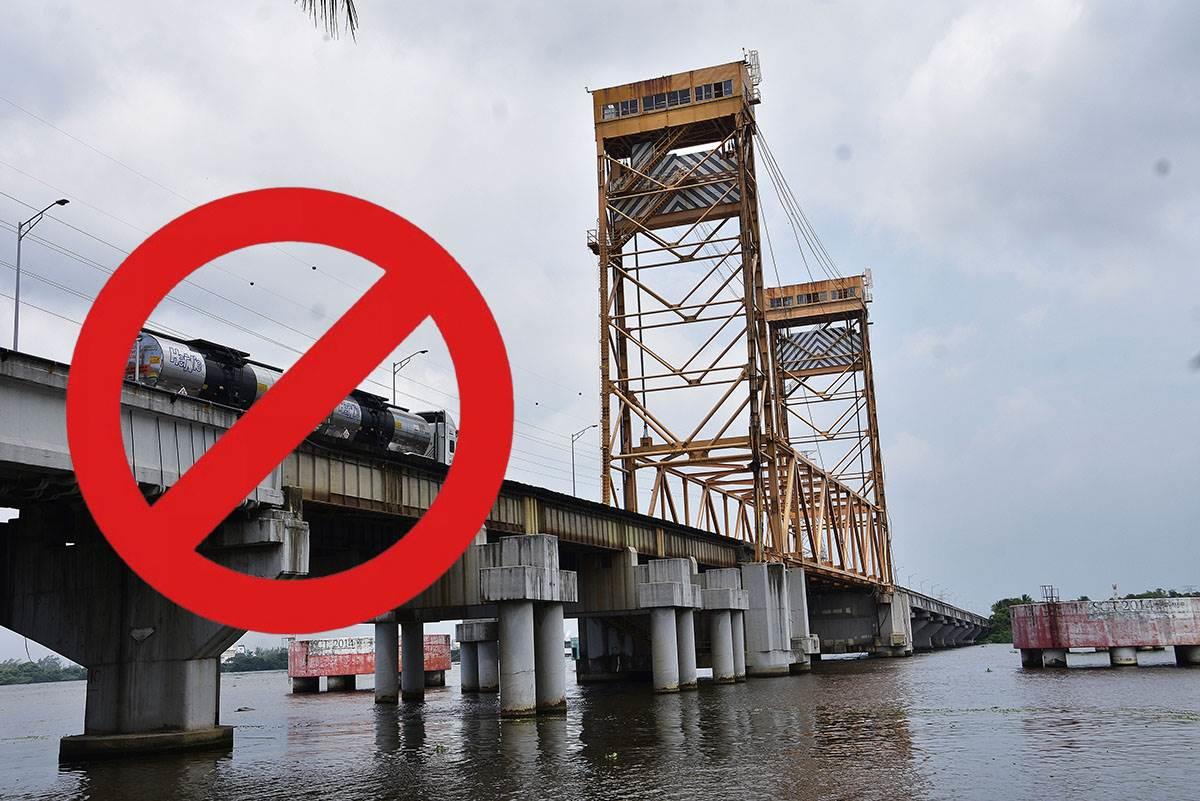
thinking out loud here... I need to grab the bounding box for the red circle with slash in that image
[65,188,513,633]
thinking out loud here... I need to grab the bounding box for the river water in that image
[2,644,1198,800]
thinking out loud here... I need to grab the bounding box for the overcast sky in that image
[2,1,1198,659]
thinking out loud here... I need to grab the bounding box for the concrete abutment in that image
[0,501,308,759]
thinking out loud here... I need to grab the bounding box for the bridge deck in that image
[0,347,985,619]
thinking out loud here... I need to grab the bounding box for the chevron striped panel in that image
[609,143,740,223]
[777,327,862,377]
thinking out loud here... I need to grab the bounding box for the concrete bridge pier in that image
[576,619,608,682]
[649,607,679,693]
[740,563,794,676]
[478,640,500,692]
[534,602,567,712]
[637,558,702,693]
[875,591,914,657]
[701,568,749,685]
[460,640,479,692]
[676,608,698,690]
[373,616,399,703]
[789,568,820,671]
[572,548,646,683]
[576,617,640,682]
[931,616,956,648]
[479,534,577,717]
[731,609,747,681]
[455,620,498,694]
[0,502,308,759]
[400,620,426,702]
[708,609,734,683]
[911,611,936,651]
[498,600,536,715]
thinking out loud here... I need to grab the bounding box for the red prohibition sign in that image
[66,188,513,633]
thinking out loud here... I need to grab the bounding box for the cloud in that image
[0,1,1197,656]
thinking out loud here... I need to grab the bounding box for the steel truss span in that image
[590,55,892,586]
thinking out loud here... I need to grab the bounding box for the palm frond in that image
[294,0,359,40]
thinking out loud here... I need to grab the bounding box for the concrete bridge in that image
[0,348,987,757]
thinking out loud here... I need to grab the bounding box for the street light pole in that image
[570,424,597,496]
[13,198,69,351]
[390,349,428,406]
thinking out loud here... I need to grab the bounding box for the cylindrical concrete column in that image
[710,609,735,684]
[1042,648,1068,668]
[478,640,499,692]
[1020,648,1044,668]
[499,601,537,717]
[401,621,425,702]
[327,674,356,691]
[374,620,399,704]
[460,641,480,693]
[731,609,746,681]
[1109,646,1137,667]
[650,607,680,693]
[676,608,698,690]
[1175,645,1200,666]
[534,602,567,713]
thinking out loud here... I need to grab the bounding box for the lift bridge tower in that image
[589,54,893,585]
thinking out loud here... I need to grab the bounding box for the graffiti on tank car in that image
[166,345,204,376]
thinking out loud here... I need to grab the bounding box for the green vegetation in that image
[1121,588,1200,599]
[985,595,1034,643]
[0,655,86,685]
[220,647,289,673]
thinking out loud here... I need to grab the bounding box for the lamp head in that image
[54,199,69,206]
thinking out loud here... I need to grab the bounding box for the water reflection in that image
[373,706,400,754]
[5,648,1200,801]
[67,749,230,801]
[401,707,426,753]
